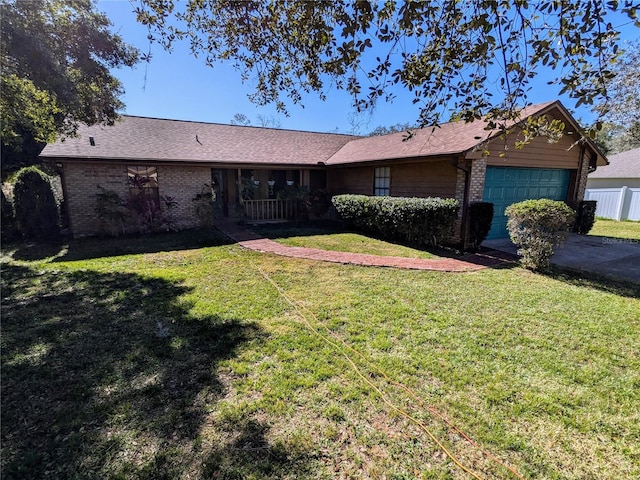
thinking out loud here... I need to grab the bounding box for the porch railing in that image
[243,199,296,223]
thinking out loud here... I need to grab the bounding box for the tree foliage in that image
[230,113,282,128]
[136,1,639,131]
[0,0,139,174]
[592,40,640,153]
[1,189,18,242]
[368,122,416,136]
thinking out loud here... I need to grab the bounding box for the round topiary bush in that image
[13,166,61,241]
[505,198,575,271]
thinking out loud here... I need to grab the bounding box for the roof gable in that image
[326,101,606,166]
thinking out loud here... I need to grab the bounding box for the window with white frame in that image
[374,167,390,196]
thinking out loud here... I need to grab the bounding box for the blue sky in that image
[100,1,638,134]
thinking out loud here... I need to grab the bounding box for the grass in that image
[590,218,640,240]
[2,230,639,479]
[253,224,438,259]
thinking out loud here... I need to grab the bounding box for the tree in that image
[230,113,282,128]
[0,0,139,175]
[369,122,416,137]
[136,1,639,134]
[230,113,252,126]
[592,40,640,154]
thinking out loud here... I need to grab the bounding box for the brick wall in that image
[468,158,487,202]
[63,163,128,236]
[63,162,212,237]
[160,166,212,230]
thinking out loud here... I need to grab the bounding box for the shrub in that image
[304,188,331,219]
[1,188,18,241]
[192,183,216,227]
[95,186,128,236]
[505,199,575,271]
[467,202,494,251]
[160,194,179,231]
[125,192,163,233]
[12,166,60,240]
[332,194,459,247]
[96,187,179,236]
[573,200,597,235]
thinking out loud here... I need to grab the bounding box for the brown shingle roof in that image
[326,102,556,165]
[589,147,640,178]
[41,100,604,168]
[40,116,358,166]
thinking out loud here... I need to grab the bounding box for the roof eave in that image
[41,155,327,169]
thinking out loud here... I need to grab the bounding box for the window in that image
[374,167,390,196]
[127,166,159,202]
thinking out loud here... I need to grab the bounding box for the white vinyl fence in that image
[585,186,640,221]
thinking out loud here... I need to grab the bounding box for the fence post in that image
[615,186,628,221]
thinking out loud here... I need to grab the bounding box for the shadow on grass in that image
[252,221,447,254]
[545,266,640,299]
[4,228,234,263]
[1,264,316,479]
[250,221,349,240]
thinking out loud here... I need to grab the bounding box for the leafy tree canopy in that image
[0,0,139,173]
[136,0,639,133]
[592,40,640,153]
[368,122,416,137]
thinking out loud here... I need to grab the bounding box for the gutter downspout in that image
[452,156,470,251]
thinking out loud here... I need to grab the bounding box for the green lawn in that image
[253,224,438,259]
[2,231,639,479]
[590,218,640,240]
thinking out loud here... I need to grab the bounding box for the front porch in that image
[213,167,326,224]
[242,199,297,224]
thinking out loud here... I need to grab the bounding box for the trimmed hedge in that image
[506,199,575,271]
[573,200,597,235]
[467,202,494,251]
[332,194,459,247]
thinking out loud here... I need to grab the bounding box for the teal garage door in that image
[483,167,571,239]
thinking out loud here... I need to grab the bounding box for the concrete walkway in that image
[483,234,640,283]
[215,221,508,272]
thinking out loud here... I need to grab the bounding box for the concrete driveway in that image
[483,234,640,283]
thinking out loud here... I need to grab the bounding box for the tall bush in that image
[12,166,60,240]
[573,200,597,235]
[1,188,17,241]
[95,186,128,236]
[506,199,575,271]
[332,194,459,247]
[467,202,494,251]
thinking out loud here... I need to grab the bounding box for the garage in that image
[483,166,571,239]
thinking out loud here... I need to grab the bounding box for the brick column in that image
[451,163,469,243]
[468,158,487,202]
[576,154,590,202]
